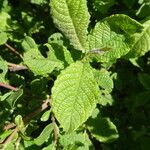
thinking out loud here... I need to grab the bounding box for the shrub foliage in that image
[0,0,150,149]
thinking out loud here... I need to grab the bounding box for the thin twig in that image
[3,123,16,131]
[49,97,59,145]
[23,99,50,124]
[51,114,59,145]
[0,82,18,91]
[1,127,18,145]
[5,43,23,59]
[1,99,50,145]
[7,62,28,72]
[3,99,50,131]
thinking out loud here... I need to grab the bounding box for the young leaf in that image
[40,110,51,122]
[125,19,150,58]
[50,0,90,52]
[15,115,24,131]
[5,89,23,108]
[52,61,100,132]
[0,32,8,45]
[34,124,53,146]
[0,11,10,31]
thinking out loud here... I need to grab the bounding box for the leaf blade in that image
[88,14,143,66]
[50,0,90,51]
[125,19,150,58]
[52,61,99,132]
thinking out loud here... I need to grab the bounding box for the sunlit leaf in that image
[52,61,99,132]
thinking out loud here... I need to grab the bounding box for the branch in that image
[0,82,18,91]
[49,97,59,145]
[1,99,50,145]
[3,99,50,131]
[5,43,23,59]
[3,123,16,131]
[51,114,59,145]
[7,62,28,72]
[1,127,18,145]
[23,99,50,124]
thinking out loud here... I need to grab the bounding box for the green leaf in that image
[22,37,64,76]
[125,19,150,58]
[48,32,69,46]
[24,140,39,149]
[45,43,74,66]
[0,32,8,45]
[0,11,10,31]
[0,130,13,141]
[30,78,47,95]
[138,73,150,90]
[104,14,143,35]
[99,93,114,106]
[22,36,38,52]
[15,115,24,131]
[129,57,142,68]
[88,21,130,65]
[59,132,94,150]
[52,61,100,132]
[40,110,51,122]
[50,0,90,52]
[0,57,8,83]
[87,115,119,143]
[2,142,14,150]
[31,0,47,5]
[34,124,53,146]
[94,69,113,92]
[42,143,56,150]
[5,89,23,108]
[0,91,12,101]
[23,47,64,76]
[88,14,143,65]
